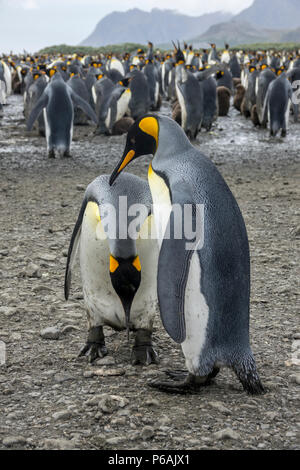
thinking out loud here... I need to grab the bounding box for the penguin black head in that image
[109,115,158,186]
[109,255,141,333]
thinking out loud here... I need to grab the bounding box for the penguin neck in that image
[151,116,193,171]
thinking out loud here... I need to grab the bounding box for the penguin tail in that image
[232,353,266,395]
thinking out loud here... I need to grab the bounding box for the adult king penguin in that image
[109,115,265,395]
[65,173,159,365]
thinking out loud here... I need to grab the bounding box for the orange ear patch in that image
[139,117,158,148]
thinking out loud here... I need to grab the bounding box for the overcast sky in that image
[0,0,254,54]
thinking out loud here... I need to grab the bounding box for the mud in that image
[0,95,299,450]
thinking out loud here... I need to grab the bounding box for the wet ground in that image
[0,95,299,450]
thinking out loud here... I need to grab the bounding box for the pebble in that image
[2,436,27,447]
[52,410,73,421]
[141,426,155,440]
[214,428,240,441]
[22,262,41,278]
[43,438,78,450]
[89,367,125,377]
[208,401,231,415]
[105,436,125,445]
[98,394,129,414]
[40,326,61,340]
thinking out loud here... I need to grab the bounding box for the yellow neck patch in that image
[139,117,158,148]
[132,256,141,272]
[110,255,119,273]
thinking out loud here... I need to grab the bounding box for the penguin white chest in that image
[181,251,209,376]
[148,165,172,247]
[80,202,121,327]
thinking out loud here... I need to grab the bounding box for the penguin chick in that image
[217,86,231,116]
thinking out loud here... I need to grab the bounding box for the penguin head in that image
[109,116,158,186]
[109,254,141,327]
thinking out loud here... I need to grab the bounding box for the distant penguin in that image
[109,114,265,395]
[230,53,241,79]
[27,73,97,157]
[67,74,91,125]
[215,68,233,94]
[263,72,294,137]
[175,67,203,139]
[92,76,115,134]
[65,173,159,365]
[143,59,160,111]
[208,44,219,65]
[104,85,132,135]
[24,72,47,136]
[255,68,276,126]
[128,69,151,120]
[217,86,231,116]
[201,76,218,131]
[241,66,259,118]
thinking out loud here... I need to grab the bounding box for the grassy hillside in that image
[37,43,147,55]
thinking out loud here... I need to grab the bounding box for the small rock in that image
[141,426,155,440]
[94,356,116,366]
[214,428,240,441]
[91,367,125,377]
[3,436,27,447]
[52,410,73,421]
[23,262,41,278]
[98,394,129,414]
[40,326,61,340]
[106,436,125,445]
[37,253,57,262]
[43,438,77,450]
[208,401,231,415]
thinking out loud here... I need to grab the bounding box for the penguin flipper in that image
[157,187,201,344]
[70,90,98,124]
[64,197,87,300]
[26,92,48,131]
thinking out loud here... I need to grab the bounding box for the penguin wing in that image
[70,90,98,124]
[64,197,87,300]
[157,184,199,344]
[26,91,49,131]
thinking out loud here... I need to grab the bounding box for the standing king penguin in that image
[65,173,159,365]
[109,115,265,395]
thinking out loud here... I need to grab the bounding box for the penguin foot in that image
[148,373,207,394]
[131,329,159,366]
[63,150,72,158]
[78,326,108,363]
[165,367,220,383]
[48,150,55,158]
[232,360,266,395]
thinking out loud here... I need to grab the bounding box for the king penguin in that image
[109,115,265,395]
[65,173,159,364]
[27,73,97,157]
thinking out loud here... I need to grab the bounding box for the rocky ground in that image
[0,95,299,451]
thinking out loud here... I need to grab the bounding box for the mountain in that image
[234,0,300,30]
[189,19,288,48]
[80,8,233,47]
[281,27,300,42]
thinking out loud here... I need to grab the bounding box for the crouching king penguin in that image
[109,115,265,395]
[65,173,159,365]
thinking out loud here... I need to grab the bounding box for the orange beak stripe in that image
[118,150,135,173]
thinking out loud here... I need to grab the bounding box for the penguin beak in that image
[109,149,135,186]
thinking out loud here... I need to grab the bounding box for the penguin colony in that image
[2,42,300,395]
